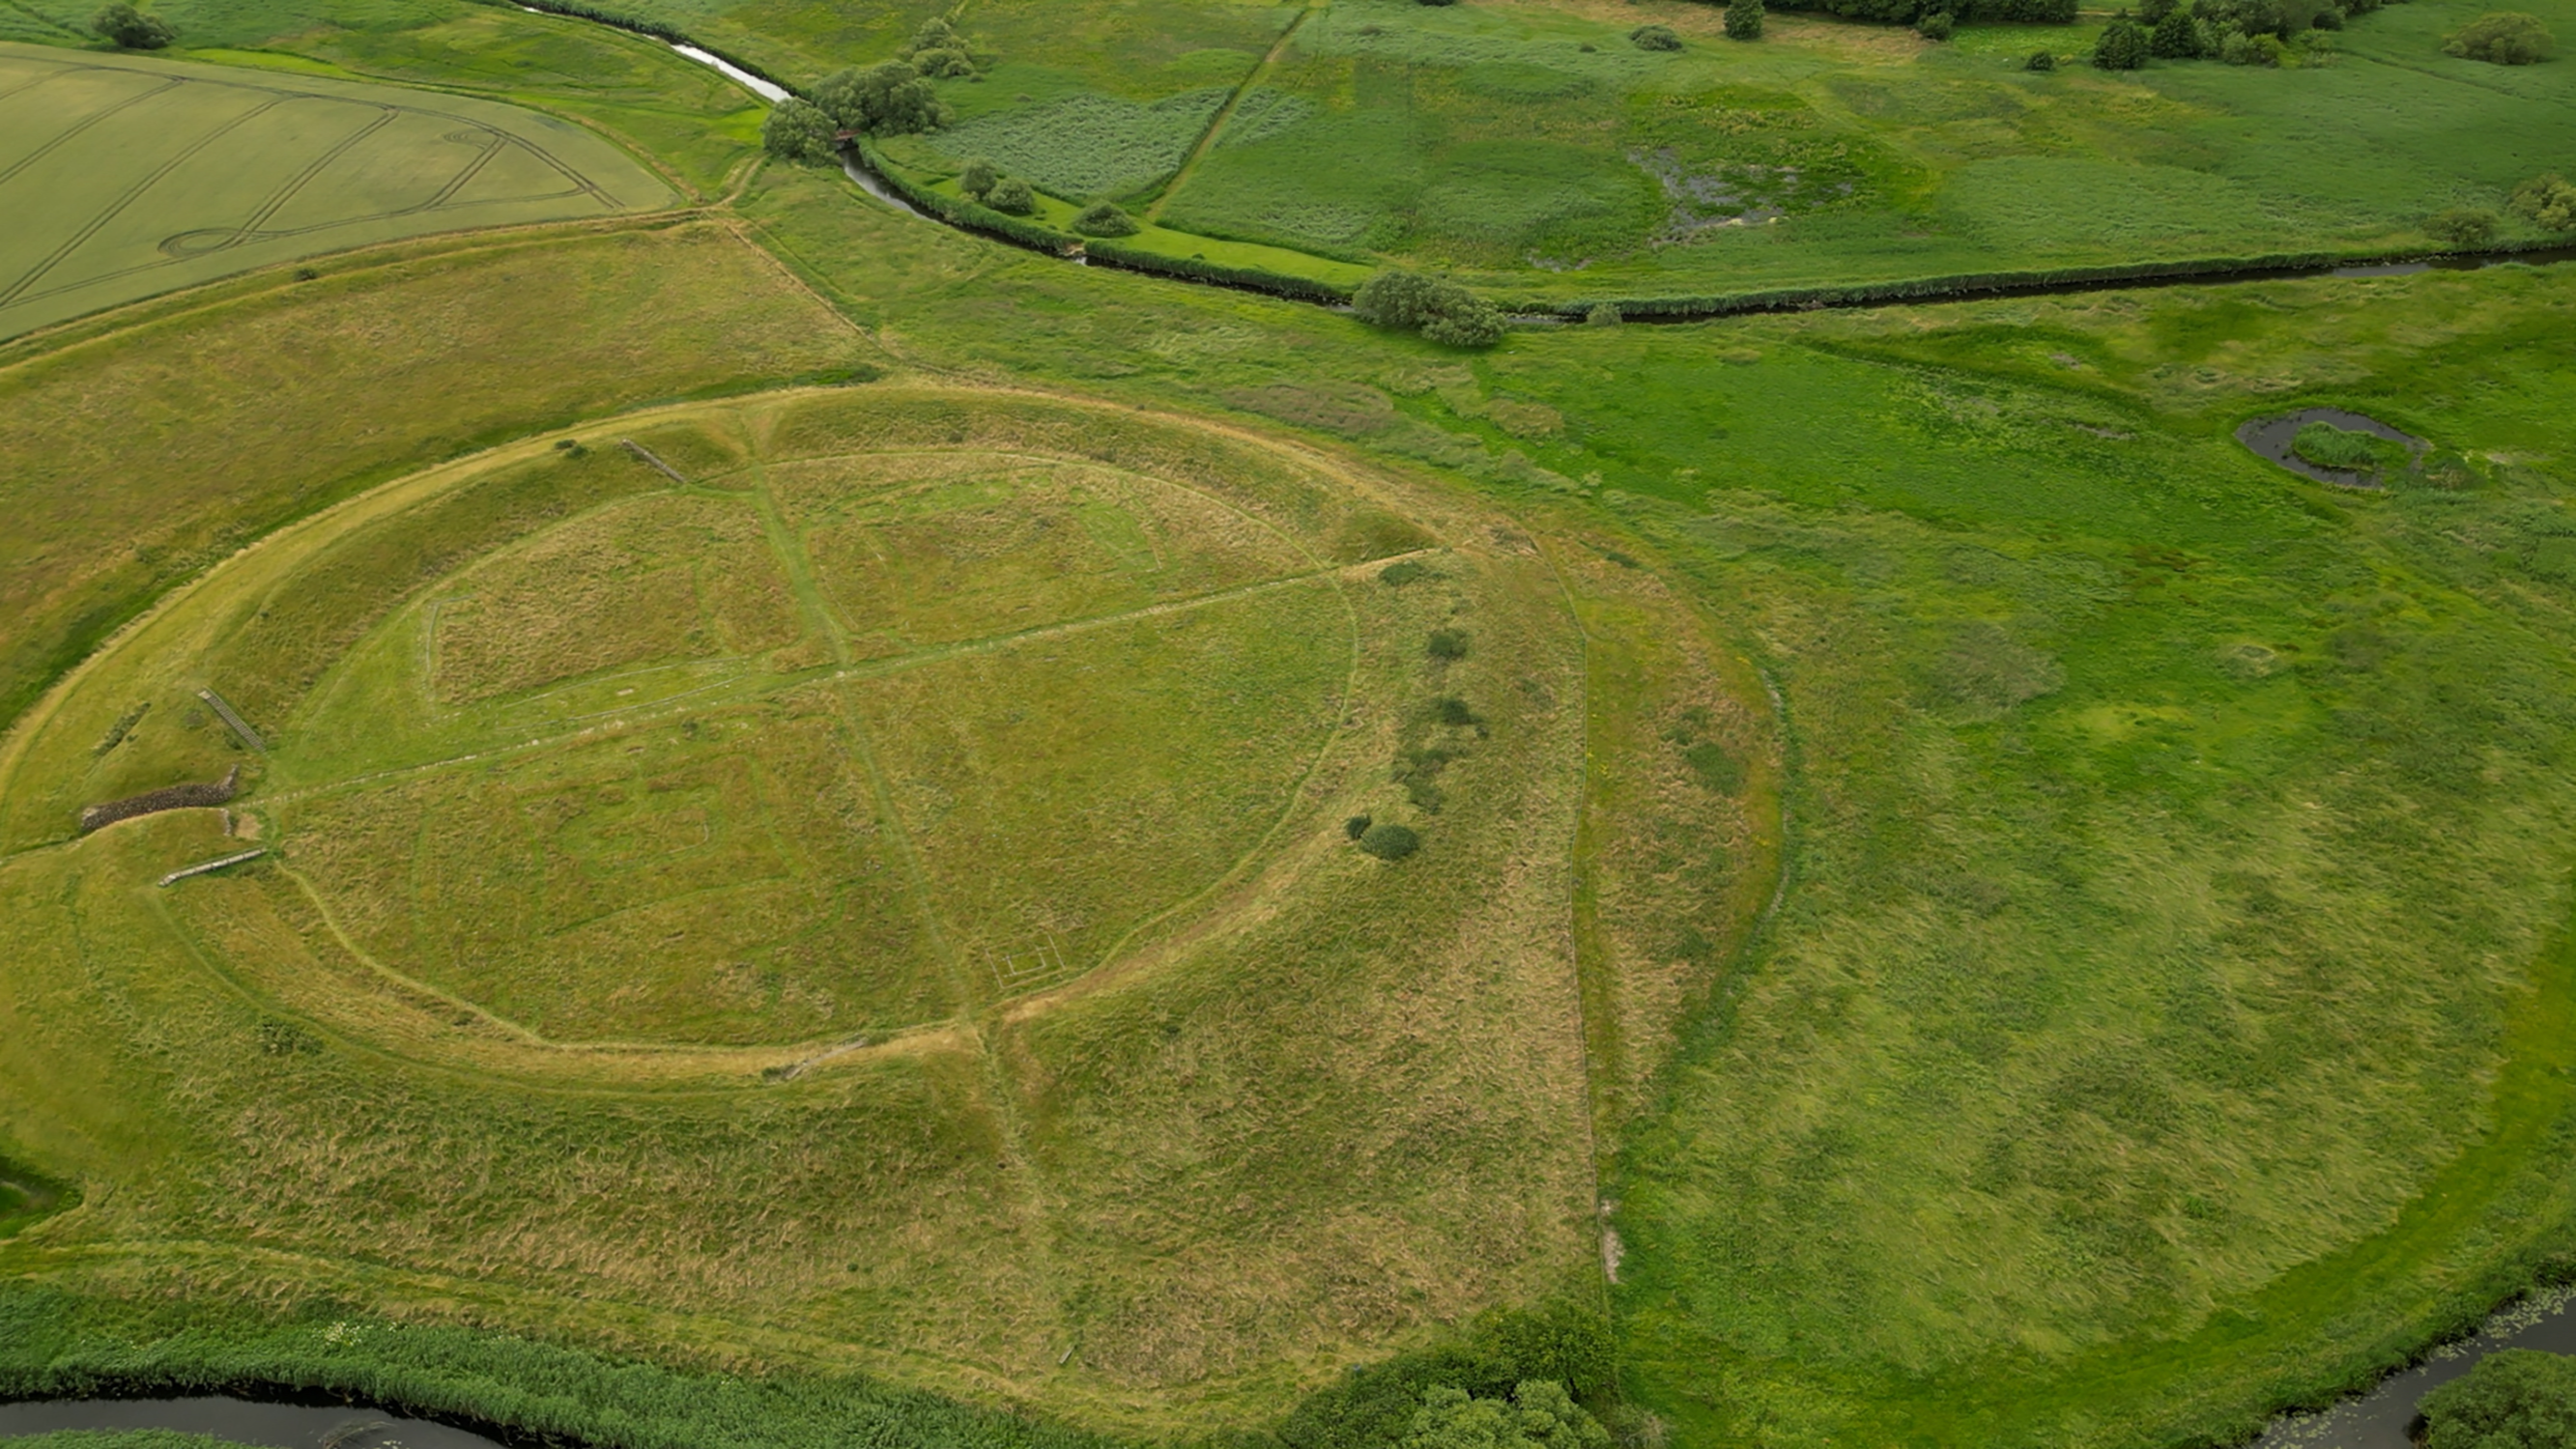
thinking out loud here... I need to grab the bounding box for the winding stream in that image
[2251,1286,2576,1448]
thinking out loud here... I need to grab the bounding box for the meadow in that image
[3,3,2576,1447]
[802,0,2576,298]
[0,43,674,338]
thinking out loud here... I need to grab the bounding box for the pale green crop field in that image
[0,42,673,338]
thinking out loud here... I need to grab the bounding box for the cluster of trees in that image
[763,16,982,164]
[2421,173,2572,244]
[92,1,173,48]
[2513,173,2576,229]
[956,158,1035,215]
[2418,1350,2576,1449]
[2094,0,2366,68]
[2446,10,2554,62]
[1401,1381,1608,1449]
[1353,270,1507,348]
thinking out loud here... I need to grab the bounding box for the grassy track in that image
[0,42,675,338]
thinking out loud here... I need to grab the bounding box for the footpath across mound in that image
[0,385,1557,1076]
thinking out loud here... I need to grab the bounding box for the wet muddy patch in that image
[2237,408,2428,489]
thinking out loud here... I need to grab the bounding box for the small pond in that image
[2250,1286,2576,1448]
[2236,407,2429,489]
[0,1397,509,1449]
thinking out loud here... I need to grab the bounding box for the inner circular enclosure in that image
[17,390,1442,1054]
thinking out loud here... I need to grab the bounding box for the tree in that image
[2150,6,2202,56]
[1402,1381,1610,1449]
[2445,11,2554,63]
[1916,9,1956,38]
[1727,0,1766,38]
[1353,270,1507,349]
[1073,201,1138,236]
[812,62,947,135]
[91,1,173,48]
[959,156,998,200]
[1629,23,1683,48]
[985,176,1035,214]
[760,98,839,163]
[2419,1350,2576,1449]
[2511,173,2576,230]
[2093,13,2150,66]
[2426,208,2499,244]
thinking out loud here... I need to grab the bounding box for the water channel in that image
[0,1397,509,1449]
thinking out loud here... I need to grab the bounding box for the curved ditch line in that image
[0,75,183,189]
[1,95,288,305]
[222,105,405,243]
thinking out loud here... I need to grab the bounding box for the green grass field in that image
[4,3,2576,1446]
[734,0,2576,297]
[0,42,676,338]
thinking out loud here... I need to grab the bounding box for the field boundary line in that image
[1144,3,1315,223]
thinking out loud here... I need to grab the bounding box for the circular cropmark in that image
[0,387,1557,1081]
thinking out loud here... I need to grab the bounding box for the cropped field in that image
[0,43,674,338]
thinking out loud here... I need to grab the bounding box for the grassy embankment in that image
[756,161,2576,1445]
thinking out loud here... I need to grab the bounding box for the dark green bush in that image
[2511,174,2576,230]
[2419,1350,2576,1449]
[1274,1303,1614,1449]
[2445,10,2553,61]
[2026,46,2057,66]
[91,2,172,47]
[1353,270,1506,349]
[2094,14,2150,65]
[1630,23,1683,48]
[2151,7,2203,54]
[1402,1381,1608,1449]
[959,157,998,199]
[1728,0,1766,37]
[1917,10,1956,38]
[1430,696,1481,728]
[1427,630,1469,661]
[813,62,947,135]
[1345,814,1374,839]
[761,98,839,164]
[1380,559,1435,587]
[986,177,1036,214]
[1359,823,1421,860]
[1073,201,1139,237]
[2427,208,2499,244]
